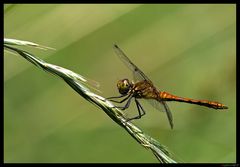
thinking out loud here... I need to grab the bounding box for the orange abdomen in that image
[159,91,228,109]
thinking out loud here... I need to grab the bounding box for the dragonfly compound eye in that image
[117,79,131,95]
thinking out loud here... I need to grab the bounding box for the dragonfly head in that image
[117,79,132,95]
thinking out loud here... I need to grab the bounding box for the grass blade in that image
[4,39,176,163]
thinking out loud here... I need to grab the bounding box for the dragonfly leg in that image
[126,99,146,122]
[106,94,129,103]
[106,94,127,100]
[115,95,134,110]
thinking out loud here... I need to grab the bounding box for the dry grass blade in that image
[4,39,176,163]
[4,38,55,50]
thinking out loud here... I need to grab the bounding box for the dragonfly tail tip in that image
[223,105,228,109]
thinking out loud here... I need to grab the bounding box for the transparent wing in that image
[113,44,173,128]
[146,99,173,129]
[72,73,100,93]
[113,44,153,83]
[161,101,173,129]
[79,75,101,93]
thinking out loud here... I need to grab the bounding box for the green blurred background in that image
[4,4,236,163]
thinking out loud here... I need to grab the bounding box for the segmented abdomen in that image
[159,91,228,109]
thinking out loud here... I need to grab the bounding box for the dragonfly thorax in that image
[117,79,133,95]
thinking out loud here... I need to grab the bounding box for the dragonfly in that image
[107,44,228,129]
